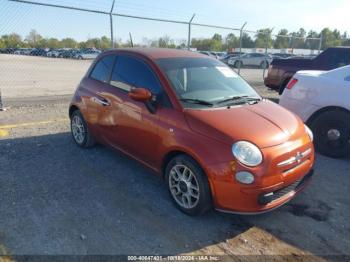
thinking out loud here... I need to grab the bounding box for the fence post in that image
[318,33,323,54]
[238,22,247,75]
[0,88,4,111]
[290,34,295,54]
[110,0,116,48]
[263,28,273,79]
[187,14,195,50]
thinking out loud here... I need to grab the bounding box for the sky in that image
[0,0,349,43]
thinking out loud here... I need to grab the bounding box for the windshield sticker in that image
[216,67,237,78]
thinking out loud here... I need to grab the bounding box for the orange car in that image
[69,48,315,215]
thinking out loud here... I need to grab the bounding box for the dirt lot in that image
[0,55,349,259]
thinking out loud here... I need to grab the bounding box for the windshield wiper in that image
[179,98,214,107]
[216,95,261,105]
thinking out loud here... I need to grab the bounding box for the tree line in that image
[1,28,349,51]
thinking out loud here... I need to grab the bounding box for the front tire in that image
[310,110,350,158]
[70,110,96,148]
[165,155,212,216]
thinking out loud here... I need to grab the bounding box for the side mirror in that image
[128,88,152,102]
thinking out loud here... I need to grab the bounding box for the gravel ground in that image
[0,101,349,257]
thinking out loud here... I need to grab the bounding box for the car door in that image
[242,53,253,66]
[84,51,92,59]
[250,53,261,66]
[80,55,116,140]
[100,54,163,166]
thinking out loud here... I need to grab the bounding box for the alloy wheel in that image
[168,164,200,209]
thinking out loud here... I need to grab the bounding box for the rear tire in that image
[165,155,212,216]
[310,110,350,158]
[70,110,96,148]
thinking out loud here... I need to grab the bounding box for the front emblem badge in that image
[295,152,303,163]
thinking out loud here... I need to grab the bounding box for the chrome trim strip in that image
[277,148,312,167]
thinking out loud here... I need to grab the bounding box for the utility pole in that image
[110,0,116,48]
[129,32,134,47]
[0,88,4,111]
[187,14,195,50]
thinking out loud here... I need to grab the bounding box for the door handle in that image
[91,97,110,106]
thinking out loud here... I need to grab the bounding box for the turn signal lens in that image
[286,78,298,89]
[235,171,255,184]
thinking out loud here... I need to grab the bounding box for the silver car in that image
[228,53,272,69]
[74,50,101,60]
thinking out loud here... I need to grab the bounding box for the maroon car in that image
[265,47,350,94]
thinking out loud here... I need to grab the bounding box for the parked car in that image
[210,51,226,59]
[14,48,32,55]
[58,49,79,58]
[220,53,245,64]
[228,53,272,69]
[272,53,296,59]
[46,49,61,58]
[3,48,16,54]
[69,48,314,215]
[29,48,47,56]
[197,51,217,58]
[265,47,350,94]
[74,50,101,60]
[279,65,350,158]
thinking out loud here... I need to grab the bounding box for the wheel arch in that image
[162,150,198,177]
[69,104,80,119]
[306,106,350,126]
[279,74,294,94]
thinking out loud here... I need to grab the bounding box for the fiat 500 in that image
[69,48,315,215]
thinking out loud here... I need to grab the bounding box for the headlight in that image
[235,171,255,184]
[304,124,313,142]
[232,141,263,167]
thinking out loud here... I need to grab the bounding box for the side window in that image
[329,52,350,68]
[90,55,115,83]
[110,55,161,94]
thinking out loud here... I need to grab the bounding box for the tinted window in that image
[329,51,350,68]
[90,55,114,82]
[110,55,161,94]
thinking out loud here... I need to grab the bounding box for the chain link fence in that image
[0,0,324,108]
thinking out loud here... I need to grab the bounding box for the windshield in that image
[156,57,260,108]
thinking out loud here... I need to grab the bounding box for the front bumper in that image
[206,140,314,214]
[258,169,313,206]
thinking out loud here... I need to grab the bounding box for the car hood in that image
[184,100,305,148]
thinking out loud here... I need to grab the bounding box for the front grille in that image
[258,170,314,205]
[271,179,301,200]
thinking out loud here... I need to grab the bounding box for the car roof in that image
[103,47,206,60]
